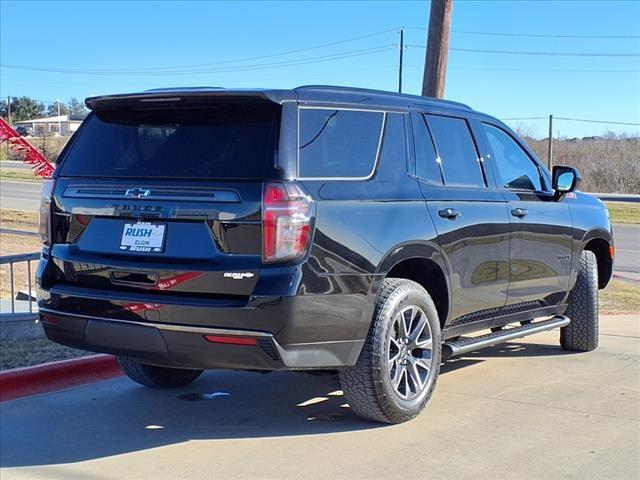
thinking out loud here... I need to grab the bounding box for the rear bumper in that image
[39,308,364,370]
[36,248,376,369]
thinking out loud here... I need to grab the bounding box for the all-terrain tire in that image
[339,278,441,424]
[560,250,599,352]
[117,356,204,388]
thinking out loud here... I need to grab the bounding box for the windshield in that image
[58,102,280,179]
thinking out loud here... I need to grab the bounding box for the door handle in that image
[438,208,461,219]
[511,208,528,218]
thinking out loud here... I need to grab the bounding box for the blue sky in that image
[1,0,639,137]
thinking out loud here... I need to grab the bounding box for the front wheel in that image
[560,250,599,352]
[339,278,441,424]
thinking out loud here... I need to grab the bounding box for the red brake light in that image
[263,182,313,263]
[204,335,257,346]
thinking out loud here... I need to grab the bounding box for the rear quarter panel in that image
[298,178,446,342]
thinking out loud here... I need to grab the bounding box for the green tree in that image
[46,102,69,117]
[67,97,88,117]
[6,96,45,122]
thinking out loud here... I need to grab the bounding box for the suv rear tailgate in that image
[47,97,281,299]
[50,178,263,297]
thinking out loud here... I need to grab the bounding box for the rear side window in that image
[482,123,542,191]
[411,113,442,184]
[58,104,280,178]
[376,113,408,182]
[298,108,384,178]
[426,114,485,187]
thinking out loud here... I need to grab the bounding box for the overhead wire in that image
[1,45,396,76]
[405,26,640,39]
[406,44,640,57]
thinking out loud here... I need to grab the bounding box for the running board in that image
[442,315,570,358]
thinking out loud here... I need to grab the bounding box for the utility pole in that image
[398,28,405,93]
[421,0,453,98]
[547,114,553,170]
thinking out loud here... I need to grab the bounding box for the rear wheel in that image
[339,278,441,424]
[560,250,599,352]
[117,356,204,388]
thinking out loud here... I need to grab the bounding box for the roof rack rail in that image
[295,85,472,110]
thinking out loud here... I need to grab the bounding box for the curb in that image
[0,354,123,402]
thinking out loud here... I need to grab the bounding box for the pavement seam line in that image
[439,389,640,422]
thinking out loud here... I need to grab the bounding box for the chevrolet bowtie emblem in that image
[125,188,151,198]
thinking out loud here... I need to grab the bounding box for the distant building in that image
[13,114,84,136]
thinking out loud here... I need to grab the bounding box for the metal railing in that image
[1,251,40,319]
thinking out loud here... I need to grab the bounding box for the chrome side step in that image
[442,315,570,358]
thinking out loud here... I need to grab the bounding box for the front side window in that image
[482,123,542,191]
[426,115,485,187]
[298,108,384,178]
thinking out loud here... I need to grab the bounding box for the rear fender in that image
[372,240,451,314]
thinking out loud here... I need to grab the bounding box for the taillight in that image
[38,178,55,246]
[263,182,313,263]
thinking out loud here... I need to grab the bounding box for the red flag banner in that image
[0,117,55,178]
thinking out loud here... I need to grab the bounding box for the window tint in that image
[426,115,484,187]
[483,123,542,191]
[411,113,442,184]
[299,108,383,178]
[59,105,280,178]
[376,113,408,182]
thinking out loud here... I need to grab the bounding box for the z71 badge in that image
[223,272,255,280]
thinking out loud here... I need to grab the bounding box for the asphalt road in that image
[0,179,637,273]
[0,180,41,212]
[613,223,640,275]
[1,315,638,479]
[0,161,31,170]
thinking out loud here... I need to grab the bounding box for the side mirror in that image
[552,166,581,199]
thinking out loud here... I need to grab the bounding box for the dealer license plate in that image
[120,222,166,253]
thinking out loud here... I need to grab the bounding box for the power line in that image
[406,27,640,39]
[407,44,640,57]
[130,27,400,72]
[2,97,60,105]
[1,64,401,88]
[502,117,552,120]
[404,64,640,73]
[502,116,640,126]
[556,116,640,126]
[0,45,396,76]
[0,28,400,75]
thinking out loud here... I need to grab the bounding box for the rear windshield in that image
[58,103,280,178]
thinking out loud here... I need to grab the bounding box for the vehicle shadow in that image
[1,340,568,468]
[1,369,378,467]
[440,340,573,372]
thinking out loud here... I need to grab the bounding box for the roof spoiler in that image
[85,89,295,110]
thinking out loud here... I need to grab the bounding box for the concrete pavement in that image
[1,315,638,479]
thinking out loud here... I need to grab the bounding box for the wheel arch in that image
[580,228,613,289]
[375,242,451,328]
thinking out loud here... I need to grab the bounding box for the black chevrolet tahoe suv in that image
[36,86,614,424]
